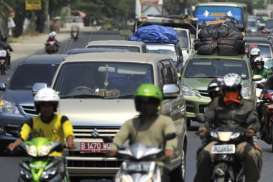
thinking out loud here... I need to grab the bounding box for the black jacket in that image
[204,97,260,131]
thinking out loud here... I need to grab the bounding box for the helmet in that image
[135,83,163,101]
[208,78,223,98]
[222,73,242,92]
[250,48,261,56]
[34,88,59,112]
[254,56,264,65]
[135,84,163,112]
[51,31,56,37]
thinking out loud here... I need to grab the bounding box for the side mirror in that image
[163,84,180,98]
[32,83,47,95]
[165,133,177,140]
[252,75,263,81]
[0,82,6,91]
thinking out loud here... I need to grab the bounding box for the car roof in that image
[86,40,145,47]
[65,48,129,55]
[192,54,246,61]
[64,52,170,64]
[244,37,272,44]
[196,2,246,8]
[20,54,66,65]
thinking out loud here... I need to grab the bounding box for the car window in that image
[54,62,154,98]
[184,58,249,78]
[176,30,189,49]
[9,64,59,90]
[146,44,177,62]
[86,46,140,52]
[160,60,177,84]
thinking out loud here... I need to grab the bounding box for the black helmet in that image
[222,73,242,92]
[208,78,223,98]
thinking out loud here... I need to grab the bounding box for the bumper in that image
[67,156,121,177]
[184,96,210,119]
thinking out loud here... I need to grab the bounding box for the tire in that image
[271,124,273,153]
[169,148,186,182]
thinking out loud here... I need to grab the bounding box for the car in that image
[145,43,184,67]
[85,40,147,53]
[247,17,258,34]
[263,19,273,34]
[181,54,260,127]
[65,48,134,55]
[0,54,66,154]
[47,52,187,178]
[175,27,194,62]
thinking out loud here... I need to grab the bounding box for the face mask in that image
[224,91,241,105]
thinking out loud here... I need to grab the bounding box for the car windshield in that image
[184,59,248,78]
[264,59,273,69]
[175,29,189,49]
[146,44,177,61]
[54,62,154,98]
[9,64,59,90]
[266,20,273,29]
[86,46,140,52]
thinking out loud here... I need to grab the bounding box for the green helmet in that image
[135,83,163,101]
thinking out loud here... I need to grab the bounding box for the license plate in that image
[80,141,112,153]
[125,162,151,172]
[0,50,7,57]
[211,144,235,154]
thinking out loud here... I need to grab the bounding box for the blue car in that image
[0,54,66,154]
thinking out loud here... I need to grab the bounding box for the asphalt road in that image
[1,31,273,181]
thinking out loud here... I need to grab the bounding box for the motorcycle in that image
[0,49,8,75]
[115,143,164,182]
[18,137,69,182]
[70,25,79,40]
[209,127,246,182]
[45,41,58,54]
[260,89,273,152]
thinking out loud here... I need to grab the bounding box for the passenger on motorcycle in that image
[249,47,261,70]
[208,78,224,103]
[195,73,262,182]
[111,83,178,179]
[253,56,272,80]
[8,88,75,156]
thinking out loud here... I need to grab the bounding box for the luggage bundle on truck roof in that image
[129,25,179,44]
[195,17,245,56]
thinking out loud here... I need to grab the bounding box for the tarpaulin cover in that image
[129,25,178,44]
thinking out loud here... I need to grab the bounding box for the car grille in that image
[198,90,209,97]
[73,126,120,138]
[4,125,19,137]
[19,105,37,116]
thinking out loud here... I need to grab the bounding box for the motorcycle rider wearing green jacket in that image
[195,73,262,182]
[253,56,272,80]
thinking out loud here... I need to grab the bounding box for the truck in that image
[135,0,163,18]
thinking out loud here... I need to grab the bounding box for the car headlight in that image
[0,99,20,114]
[241,87,252,99]
[182,85,201,97]
[42,167,57,180]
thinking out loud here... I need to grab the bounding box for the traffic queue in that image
[2,1,273,182]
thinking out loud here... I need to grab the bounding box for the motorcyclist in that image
[0,36,13,67]
[111,83,178,178]
[195,73,262,182]
[207,78,223,103]
[46,31,59,47]
[249,47,261,69]
[8,88,75,156]
[253,56,272,80]
[71,19,80,39]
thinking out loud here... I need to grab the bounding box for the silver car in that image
[49,52,187,178]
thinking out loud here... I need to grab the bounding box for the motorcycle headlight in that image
[38,145,51,157]
[0,99,20,114]
[230,132,240,139]
[115,174,133,182]
[182,85,201,97]
[42,167,57,180]
[241,87,252,99]
[26,145,37,157]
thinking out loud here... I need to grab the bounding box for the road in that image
[0,31,273,182]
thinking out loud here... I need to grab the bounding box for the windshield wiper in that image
[60,94,105,99]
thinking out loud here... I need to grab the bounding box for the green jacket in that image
[253,68,272,79]
[112,114,177,151]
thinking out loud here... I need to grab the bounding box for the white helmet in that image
[223,73,242,88]
[34,88,60,102]
[254,56,264,64]
[250,48,261,56]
